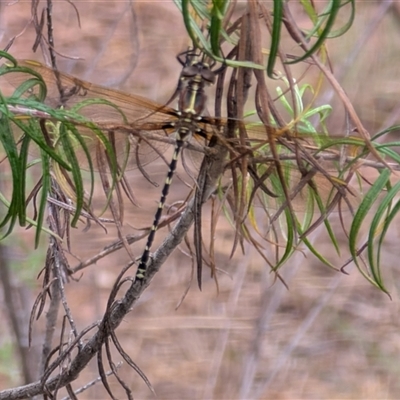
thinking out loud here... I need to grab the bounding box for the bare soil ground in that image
[1,1,400,399]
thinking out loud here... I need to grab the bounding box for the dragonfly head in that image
[181,62,216,85]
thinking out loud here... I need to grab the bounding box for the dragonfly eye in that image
[201,68,216,84]
[181,63,216,85]
[181,65,199,79]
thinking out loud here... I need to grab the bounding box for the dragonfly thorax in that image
[178,59,215,116]
[179,81,207,115]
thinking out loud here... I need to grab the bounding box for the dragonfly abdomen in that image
[135,139,184,280]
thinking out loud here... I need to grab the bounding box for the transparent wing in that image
[4,60,361,213]
[5,60,180,171]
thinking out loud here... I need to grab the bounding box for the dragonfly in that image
[2,52,358,288]
[134,51,217,283]
[3,51,227,287]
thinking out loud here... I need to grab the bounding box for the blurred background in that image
[1,1,400,398]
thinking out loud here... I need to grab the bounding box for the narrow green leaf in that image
[326,0,355,38]
[273,206,295,270]
[301,235,338,270]
[286,0,342,64]
[367,181,400,293]
[0,64,47,101]
[35,149,51,248]
[9,78,47,102]
[181,0,201,49]
[374,143,400,164]
[313,188,341,255]
[376,198,400,285]
[0,51,17,66]
[349,169,391,276]
[210,0,227,56]
[58,123,85,227]
[0,191,61,239]
[371,125,400,141]
[17,134,31,227]
[0,94,22,235]
[267,0,283,77]
[65,122,100,208]
[11,118,72,171]
[304,0,355,39]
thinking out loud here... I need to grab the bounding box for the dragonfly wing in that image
[8,60,178,117]
[5,60,178,172]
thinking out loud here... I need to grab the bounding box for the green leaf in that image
[287,0,343,65]
[0,51,17,66]
[367,181,400,293]
[0,64,47,102]
[210,0,228,56]
[58,123,85,227]
[181,0,203,50]
[17,134,30,227]
[35,149,51,248]
[301,235,338,270]
[267,0,284,77]
[11,117,72,171]
[273,206,295,270]
[0,94,22,236]
[349,168,391,285]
